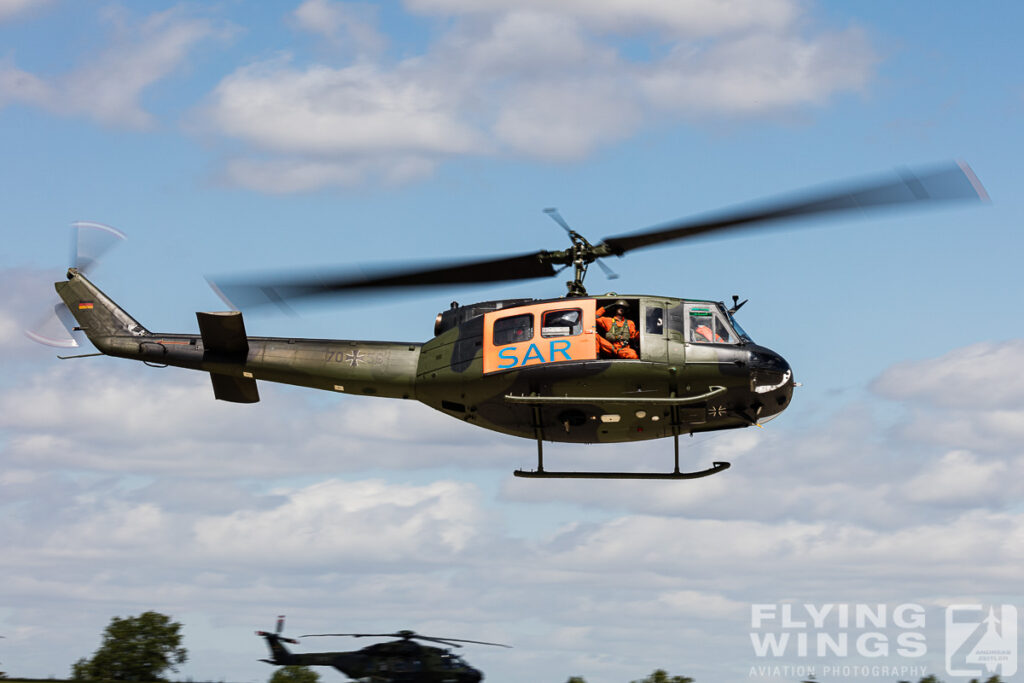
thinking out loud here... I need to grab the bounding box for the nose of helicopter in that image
[748,346,794,419]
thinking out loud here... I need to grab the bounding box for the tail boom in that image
[54,269,421,403]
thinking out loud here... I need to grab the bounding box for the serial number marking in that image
[324,349,386,367]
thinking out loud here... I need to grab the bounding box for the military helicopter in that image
[32,162,987,479]
[256,616,507,682]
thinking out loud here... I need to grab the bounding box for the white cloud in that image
[193,478,485,564]
[207,59,487,156]
[293,0,387,57]
[906,449,1009,504]
[406,0,799,37]
[0,60,54,106]
[5,469,1023,681]
[0,362,519,477]
[200,1,877,190]
[0,7,223,128]
[491,75,642,159]
[0,268,76,358]
[0,0,50,22]
[638,27,875,114]
[872,340,1024,454]
[873,340,1024,408]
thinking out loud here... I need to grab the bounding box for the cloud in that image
[905,449,1009,504]
[199,1,878,190]
[0,7,224,128]
[638,27,874,114]
[0,0,50,22]
[193,478,487,565]
[207,58,487,156]
[293,0,387,57]
[0,268,76,359]
[0,362,521,477]
[872,340,1024,409]
[405,0,799,37]
[872,340,1024,454]
[4,467,1023,681]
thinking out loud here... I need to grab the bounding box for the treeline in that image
[1,674,1009,683]
[564,676,1006,683]
[0,611,1009,683]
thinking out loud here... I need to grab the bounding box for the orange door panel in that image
[483,301,596,374]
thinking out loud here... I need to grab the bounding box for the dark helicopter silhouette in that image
[257,616,508,682]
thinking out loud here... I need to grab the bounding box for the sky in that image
[1,1,1023,682]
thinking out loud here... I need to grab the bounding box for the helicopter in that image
[32,162,987,479]
[256,616,507,682]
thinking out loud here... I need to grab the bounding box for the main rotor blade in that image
[416,636,512,648]
[601,161,988,255]
[210,251,558,310]
[300,632,511,648]
[301,632,403,638]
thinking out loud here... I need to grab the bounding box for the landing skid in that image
[513,463,730,480]
[513,433,731,480]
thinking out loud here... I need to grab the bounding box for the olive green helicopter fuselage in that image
[55,269,793,448]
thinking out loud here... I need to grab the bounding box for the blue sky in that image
[1,2,1023,682]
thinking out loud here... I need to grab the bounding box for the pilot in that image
[693,322,724,343]
[595,300,639,359]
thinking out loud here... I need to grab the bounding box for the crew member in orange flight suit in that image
[692,323,724,343]
[595,300,639,359]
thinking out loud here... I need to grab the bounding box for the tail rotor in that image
[25,221,125,348]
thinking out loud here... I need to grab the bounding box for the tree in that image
[70,611,187,681]
[269,666,320,683]
[630,670,694,683]
[565,677,587,683]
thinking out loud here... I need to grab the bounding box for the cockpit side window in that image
[493,313,534,346]
[646,306,664,335]
[686,304,737,344]
[541,308,582,337]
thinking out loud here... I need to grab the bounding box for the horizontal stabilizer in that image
[210,373,260,403]
[197,311,249,356]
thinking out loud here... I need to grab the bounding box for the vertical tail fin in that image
[53,268,149,352]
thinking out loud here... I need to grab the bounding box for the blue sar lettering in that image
[497,346,518,369]
[496,340,576,370]
[550,340,572,361]
[520,343,544,365]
